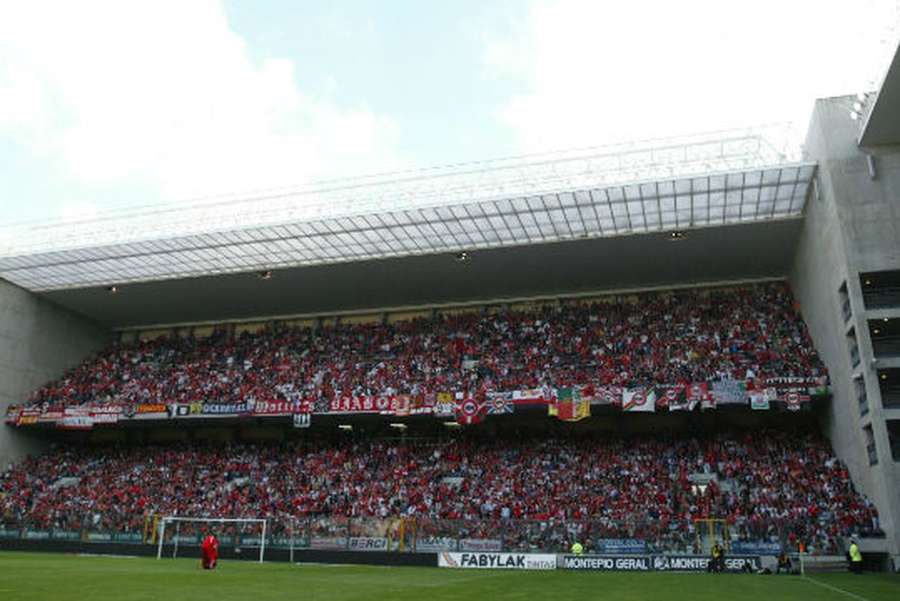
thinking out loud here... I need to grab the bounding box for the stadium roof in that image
[43,219,803,329]
[0,125,813,293]
[859,42,900,147]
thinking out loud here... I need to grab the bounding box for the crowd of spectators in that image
[24,283,825,411]
[0,431,879,554]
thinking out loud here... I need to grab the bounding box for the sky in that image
[0,0,898,225]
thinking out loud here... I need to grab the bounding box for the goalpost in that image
[156,516,268,564]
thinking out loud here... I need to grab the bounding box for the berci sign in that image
[347,537,388,551]
[438,552,556,570]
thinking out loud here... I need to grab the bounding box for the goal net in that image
[156,517,268,564]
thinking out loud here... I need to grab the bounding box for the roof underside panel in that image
[1,164,815,292]
[44,219,804,329]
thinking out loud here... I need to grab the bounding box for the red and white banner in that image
[662,385,690,411]
[37,407,65,423]
[510,388,550,405]
[622,389,655,413]
[783,391,810,412]
[593,387,622,406]
[686,382,714,410]
[329,395,393,414]
[252,399,293,416]
[89,405,122,424]
[456,397,485,425]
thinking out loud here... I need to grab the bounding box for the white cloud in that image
[484,0,900,152]
[0,1,402,207]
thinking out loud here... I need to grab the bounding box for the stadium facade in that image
[2,47,900,562]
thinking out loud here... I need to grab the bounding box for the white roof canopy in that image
[0,125,814,291]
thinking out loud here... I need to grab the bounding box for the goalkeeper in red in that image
[201,531,219,570]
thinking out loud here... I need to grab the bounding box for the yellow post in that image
[397,519,406,553]
[144,514,160,545]
[693,518,729,554]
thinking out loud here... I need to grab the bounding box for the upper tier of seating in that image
[24,282,825,410]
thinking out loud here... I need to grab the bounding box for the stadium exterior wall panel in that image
[791,96,900,555]
[0,279,110,467]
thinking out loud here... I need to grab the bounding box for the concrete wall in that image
[791,96,900,554]
[0,279,110,468]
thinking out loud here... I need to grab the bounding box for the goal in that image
[155,516,268,564]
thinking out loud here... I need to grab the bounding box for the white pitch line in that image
[802,575,873,601]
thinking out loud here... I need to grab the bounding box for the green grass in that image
[0,552,898,601]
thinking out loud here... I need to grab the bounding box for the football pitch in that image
[0,552,898,601]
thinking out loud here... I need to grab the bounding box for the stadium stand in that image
[20,282,824,411]
[0,430,882,555]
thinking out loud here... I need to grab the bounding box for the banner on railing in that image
[170,402,204,418]
[58,415,94,430]
[458,538,502,552]
[310,536,348,550]
[15,408,40,426]
[731,541,782,555]
[38,408,64,423]
[622,389,655,413]
[201,402,250,416]
[416,536,457,552]
[9,374,828,428]
[22,530,51,540]
[4,404,20,424]
[438,552,556,570]
[89,405,122,424]
[125,403,169,420]
[595,538,647,554]
[251,399,294,416]
[49,531,81,541]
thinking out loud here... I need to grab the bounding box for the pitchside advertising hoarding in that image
[348,537,389,551]
[561,555,652,571]
[561,555,762,573]
[652,555,761,572]
[438,552,557,570]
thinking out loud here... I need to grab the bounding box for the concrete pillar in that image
[0,278,110,467]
